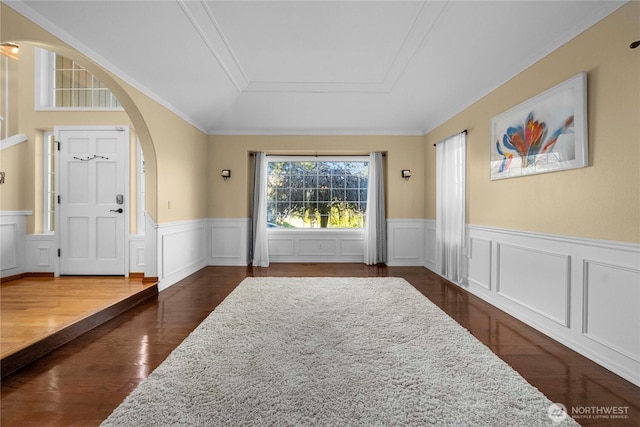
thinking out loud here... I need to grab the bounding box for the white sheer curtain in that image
[252,152,269,267]
[364,152,387,265]
[435,132,466,283]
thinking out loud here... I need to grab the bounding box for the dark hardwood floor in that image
[1,265,638,426]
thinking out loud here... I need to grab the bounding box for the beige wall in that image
[208,135,425,219]
[3,3,637,243]
[1,4,209,231]
[425,2,640,244]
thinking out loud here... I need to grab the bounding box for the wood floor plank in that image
[1,265,638,426]
[1,276,156,359]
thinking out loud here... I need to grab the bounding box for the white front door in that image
[56,127,128,275]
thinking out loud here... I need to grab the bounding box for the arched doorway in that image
[2,7,159,278]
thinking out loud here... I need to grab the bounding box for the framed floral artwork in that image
[490,72,588,180]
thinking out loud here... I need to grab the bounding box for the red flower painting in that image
[496,112,574,172]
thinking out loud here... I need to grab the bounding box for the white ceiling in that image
[6,1,625,135]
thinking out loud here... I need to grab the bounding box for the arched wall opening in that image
[0,5,158,223]
[2,4,160,278]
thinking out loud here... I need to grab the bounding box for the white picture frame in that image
[490,72,588,180]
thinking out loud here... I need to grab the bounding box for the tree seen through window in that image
[267,160,368,228]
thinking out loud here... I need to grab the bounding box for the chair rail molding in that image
[0,134,28,151]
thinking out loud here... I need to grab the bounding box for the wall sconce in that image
[401,170,411,180]
[0,43,19,60]
[221,169,231,180]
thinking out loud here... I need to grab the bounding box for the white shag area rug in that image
[102,277,578,426]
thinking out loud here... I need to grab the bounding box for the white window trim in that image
[267,155,369,163]
[136,138,145,235]
[42,131,55,234]
[34,48,55,110]
[266,155,370,230]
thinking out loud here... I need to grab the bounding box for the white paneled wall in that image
[129,234,145,273]
[157,219,208,291]
[207,218,429,265]
[424,219,436,270]
[267,228,364,263]
[11,211,639,386]
[583,260,640,367]
[25,233,56,274]
[453,225,640,386]
[0,211,31,278]
[387,219,425,266]
[496,243,571,327]
[208,218,250,266]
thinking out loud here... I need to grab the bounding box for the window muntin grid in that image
[267,160,368,229]
[44,132,56,232]
[54,55,121,109]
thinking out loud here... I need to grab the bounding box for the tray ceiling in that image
[5,1,625,135]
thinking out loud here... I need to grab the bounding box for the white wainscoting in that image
[387,219,425,266]
[129,234,145,273]
[21,233,144,277]
[424,219,436,270]
[267,228,364,263]
[206,218,427,266]
[156,219,208,291]
[24,233,56,274]
[0,211,31,278]
[208,218,250,266]
[496,243,571,327]
[456,224,640,386]
[145,213,158,279]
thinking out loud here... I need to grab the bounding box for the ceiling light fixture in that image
[0,43,19,60]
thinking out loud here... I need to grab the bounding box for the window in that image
[267,158,368,229]
[43,132,56,232]
[35,48,122,110]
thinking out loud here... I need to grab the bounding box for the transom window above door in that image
[35,47,122,110]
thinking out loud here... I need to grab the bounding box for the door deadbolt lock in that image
[116,194,124,205]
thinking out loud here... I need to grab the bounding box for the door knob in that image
[110,208,124,213]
